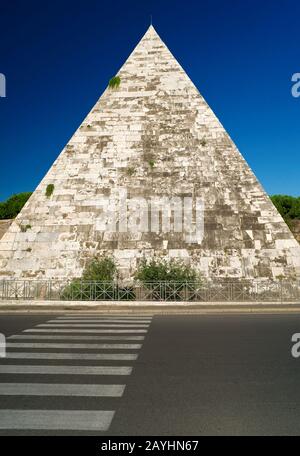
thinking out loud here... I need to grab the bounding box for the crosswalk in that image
[0,314,152,434]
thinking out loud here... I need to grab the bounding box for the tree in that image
[0,192,32,219]
[270,195,300,226]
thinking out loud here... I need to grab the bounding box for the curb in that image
[0,300,300,314]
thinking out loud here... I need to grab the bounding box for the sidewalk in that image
[0,299,300,314]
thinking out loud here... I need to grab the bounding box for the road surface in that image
[0,312,300,435]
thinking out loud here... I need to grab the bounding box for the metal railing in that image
[0,279,300,302]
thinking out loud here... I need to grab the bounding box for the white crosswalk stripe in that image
[8,334,144,341]
[0,365,132,375]
[65,315,153,318]
[0,383,125,396]
[0,410,115,431]
[37,323,149,328]
[5,353,138,360]
[6,342,142,349]
[0,314,152,433]
[54,319,152,323]
[23,328,147,333]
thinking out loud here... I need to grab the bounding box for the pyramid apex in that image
[139,24,163,45]
[144,23,160,37]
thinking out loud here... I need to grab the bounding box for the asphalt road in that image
[0,312,300,435]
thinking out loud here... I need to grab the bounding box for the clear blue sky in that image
[0,0,299,201]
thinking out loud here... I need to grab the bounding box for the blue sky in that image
[0,0,299,201]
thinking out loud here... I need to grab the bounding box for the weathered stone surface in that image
[291,220,300,244]
[0,25,299,281]
[0,220,12,240]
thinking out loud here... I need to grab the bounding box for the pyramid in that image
[0,25,299,281]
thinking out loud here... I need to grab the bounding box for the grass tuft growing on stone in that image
[126,167,135,176]
[148,159,155,169]
[45,184,54,198]
[108,76,121,89]
[20,224,31,232]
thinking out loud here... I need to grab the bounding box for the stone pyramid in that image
[1,25,299,281]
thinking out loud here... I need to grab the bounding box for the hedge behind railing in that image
[1,279,300,302]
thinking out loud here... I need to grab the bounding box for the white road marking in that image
[6,342,142,349]
[8,334,144,341]
[65,315,152,318]
[23,329,147,334]
[61,317,152,321]
[0,315,153,434]
[52,319,152,323]
[37,324,149,328]
[0,365,132,375]
[0,383,125,396]
[0,410,115,431]
[5,352,138,361]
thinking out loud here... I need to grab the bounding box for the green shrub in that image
[45,184,54,198]
[0,192,32,220]
[134,258,202,300]
[61,280,114,301]
[108,76,121,89]
[61,256,118,301]
[61,282,135,301]
[82,256,116,281]
[135,257,200,283]
[61,257,203,301]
